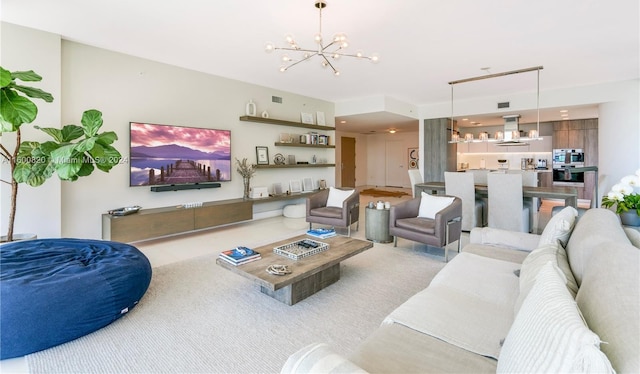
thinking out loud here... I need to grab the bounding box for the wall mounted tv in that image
[129,122,231,187]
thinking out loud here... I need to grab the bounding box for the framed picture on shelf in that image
[256,146,269,165]
[319,179,327,189]
[316,111,326,126]
[303,177,314,191]
[318,135,327,145]
[301,112,314,124]
[290,180,303,193]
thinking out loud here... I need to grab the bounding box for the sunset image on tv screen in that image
[129,122,231,186]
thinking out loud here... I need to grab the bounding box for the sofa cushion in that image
[383,253,520,359]
[538,206,578,247]
[575,241,640,373]
[281,343,367,374]
[418,192,454,219]
[514,241,579,314]
[308,206,342,219]
[623,227,640,248]
[498,262,614,373]
[565,209,631,285]
[326,187,354,208]
[462,243,529,264]
[395,217,435,234]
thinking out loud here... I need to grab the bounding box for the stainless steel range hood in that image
[496,114,528,146]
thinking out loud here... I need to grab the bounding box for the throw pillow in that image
[498,262,614,374]
[538,206,578,247]
[514,241,579,315]
[325,187,354,208]
[417,192,454,219]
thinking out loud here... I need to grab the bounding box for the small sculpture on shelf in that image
[235,158,256,199]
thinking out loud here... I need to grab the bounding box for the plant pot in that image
[620,211,640,227]
[0,233,37,244]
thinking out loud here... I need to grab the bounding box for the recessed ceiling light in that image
[560,110,568,113]
[389,129,396,134]
[340,120,347,124]
[462,118,469,121]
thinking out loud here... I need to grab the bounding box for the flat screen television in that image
[129,122,231,186]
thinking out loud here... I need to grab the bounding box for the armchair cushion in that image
[418,192,454,219]
[326,187,354,208]
[395,217,436,235]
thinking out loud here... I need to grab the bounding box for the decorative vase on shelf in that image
[243,177,251,199]
[245,100,256,116]
[619,211,640,226]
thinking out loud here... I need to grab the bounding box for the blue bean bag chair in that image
[0,238,152,359]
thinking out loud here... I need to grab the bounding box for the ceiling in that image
[2,0,638,134]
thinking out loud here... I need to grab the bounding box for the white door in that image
[385,140,405,187]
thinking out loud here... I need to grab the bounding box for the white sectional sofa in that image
[281,208,639,373]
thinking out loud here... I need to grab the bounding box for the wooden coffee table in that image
[216,234,373,305]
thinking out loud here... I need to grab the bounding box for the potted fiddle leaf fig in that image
[0,66,122,242]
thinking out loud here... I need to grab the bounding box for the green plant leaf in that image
[50,144,75,165]
[0,90,38,131]
[60,124,84,142]
[81,109,103,137]
[54,153,83,180]
[94,145,121,172]
[74,137,96,153]
[0,67,11,87]
[38,127,64,142]
[11,70,43,82]
[37,141,60,156]
[76,161,95,177]
[95,131,118,145]
[12,84,54,102]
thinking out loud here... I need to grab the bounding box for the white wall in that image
[2,23,336,240]
[0,23,62,239]
[598,79,640,199]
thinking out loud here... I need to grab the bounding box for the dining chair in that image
[466,169,490,185]
[487,172,530,233]
[444,171,484,231]
[507,170,538,229]
[408,169,423,197]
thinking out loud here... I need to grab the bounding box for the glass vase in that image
[243,177,251,199]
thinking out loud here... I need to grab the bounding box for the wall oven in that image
[552,148,586,187]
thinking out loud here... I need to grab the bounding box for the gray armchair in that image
[306,189,360,237]
[389,195,462,262]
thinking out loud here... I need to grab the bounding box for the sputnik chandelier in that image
[264,0,379,76]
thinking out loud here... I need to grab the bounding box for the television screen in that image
[129,122,231,186]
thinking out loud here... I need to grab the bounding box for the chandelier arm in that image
[321,41,339,52]
[329,51,372,60]
[283,52,320,70]
[320,55,338,74]
[275,47,318,53]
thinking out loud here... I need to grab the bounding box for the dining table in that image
[415,181,579,208]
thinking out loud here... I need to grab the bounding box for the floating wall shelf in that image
[254,164,335,169]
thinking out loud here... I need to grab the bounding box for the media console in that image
[102,192,317,243]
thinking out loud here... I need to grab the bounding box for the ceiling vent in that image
[497,101,510,109]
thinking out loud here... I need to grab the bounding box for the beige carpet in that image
[26,242,446,373]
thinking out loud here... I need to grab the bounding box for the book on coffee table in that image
[219,247,261,265]
[306,228,336,239]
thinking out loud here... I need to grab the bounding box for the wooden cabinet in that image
[538,171,553,187]
[102,199,252,242]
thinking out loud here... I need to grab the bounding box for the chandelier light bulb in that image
[370,53,380,63]
[265,42,275,53]
[314,33,322,44]
[332,53,340,59]
[334,70,340,76]
[355,50,364,58]
[282,55,291,62]
[279,66,287,73]
[285,34,295,44]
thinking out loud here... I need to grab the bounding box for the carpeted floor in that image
[361,188,409,198]
[26,241,446,373]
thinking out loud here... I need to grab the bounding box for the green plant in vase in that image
[0,66,122,241]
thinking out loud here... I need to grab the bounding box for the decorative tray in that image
[273,239,329,260]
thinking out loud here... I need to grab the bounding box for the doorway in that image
[385,140,405,187]
[341,137,356,188]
